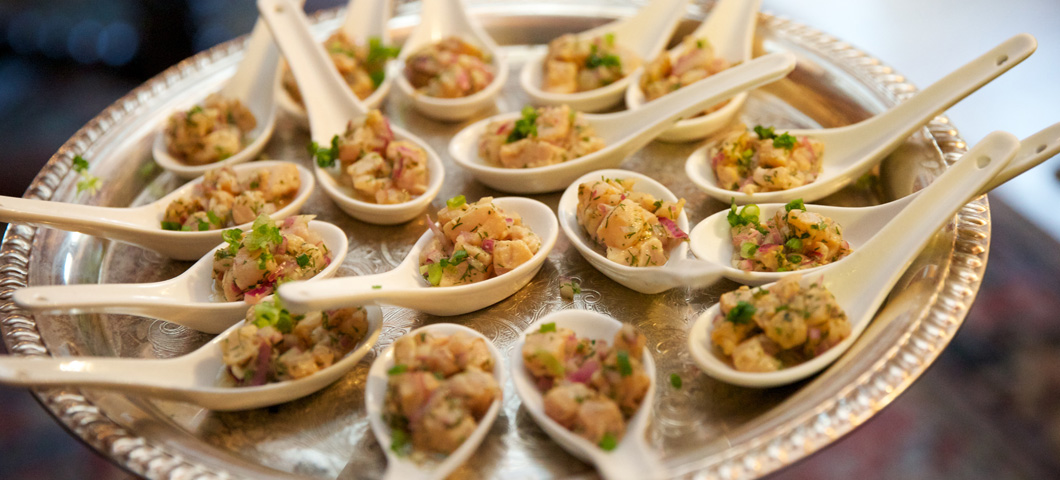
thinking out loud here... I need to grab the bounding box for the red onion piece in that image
[657,216,688,240]
[249,342,272,386]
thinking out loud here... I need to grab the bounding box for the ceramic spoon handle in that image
[830,131,1019,314]
[0,356,169,391]
[220,16,281,103]
[844,34,1035,165]
[977,121,1060,195]
[0,195,150,237]
[600,0,691,59]
[663,258,725,290]
[594,434,666,480]
[699,0,760,61]
[278,267,420,314]
[257,0,366,143]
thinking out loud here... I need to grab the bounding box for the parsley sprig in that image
[585,44,621,69]
[753,125,798,150]
[71,155,102,196]
[308,135,341,168]
[250,297,301,334]
[506,106,539,143]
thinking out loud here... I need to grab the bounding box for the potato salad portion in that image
[309,110,429,204]
[385,331,500,456]
[711,275,850,372]
[419,196,541,287]
[522,323,651,449]
[162,164,300,231]
[222,298,369,386]
[478,105,605,168]
[164,93,257,165]
[543,33,640,93]
[728,199,851,272]
[404,36,495,98]
[640,36,731,102]
[576,177,688,267]
[212,215,330,303]
[283,33,398,105]
[711,125,825,194]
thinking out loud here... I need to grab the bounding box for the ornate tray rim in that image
[0,3,986,479]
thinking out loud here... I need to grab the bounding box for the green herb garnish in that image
[726,301,756,324]
[308,135,341,168]
[599,432,618,451]
[740,241,758,259]
[506,105,539,143]
[785,199,805,212]
[585,44,621,69]
[296,253,311,268]
[446,195,466,209]
[207,210,223,227]
[221,228,243,256]
[616,350,632,377]
[539,322,557,333]
[726,199,760,227]
[161,221,182,231]
[244,214,282,252]
[390,427,410,456]
[670,373,683,389]
[250,298,297,333]
[387,364,409,375]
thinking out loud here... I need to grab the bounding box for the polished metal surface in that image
[0,2,987,479]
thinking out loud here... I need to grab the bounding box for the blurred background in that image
[0,0,1058,478]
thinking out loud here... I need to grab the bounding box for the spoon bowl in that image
[688,130,1019,387]
[451,51,796,193]
[392,0,509,121]
[259,0,445,224]
[0,161,314,261]
[519,0,690,112]
[559,169,722,293]
[0,305,382,411]
[276,0,394,126]
[688,121,1060,286]
[13,219,348,334]
[510,310,662,480]
[365,323,504,480]
[154,20,281,179]
[278,196,558,315]
[625,0,760,142]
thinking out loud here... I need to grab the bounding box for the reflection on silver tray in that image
[0,1,988,479]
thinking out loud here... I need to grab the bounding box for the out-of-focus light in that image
[193,23,232,52]
[36,15,73,59]
[6,11,43,55]
[68,19,103,64]
[97,21,138,66]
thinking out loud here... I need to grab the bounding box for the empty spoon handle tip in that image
[978,120,1060,195]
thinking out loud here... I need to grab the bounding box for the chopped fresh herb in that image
[726,199,760,227]
[785,198,805,212]
[446,194,466,209]
[784,237,802,251]
[753,125,775,140]
[257,250,274,270]
[188,105,204,116]
[599,432,618,451]
[72,155,90,173]
[369,70,386,88]
[560,280,582,299]
[616,350,632,377]
[372,285,382,289]
[296,253,311,268]
[366,36,400,66]
[206,210,223,227]
[221,228,243,256]
[773,132,797,150]
[652,200,663,210]
[244,214,282,251]
[726,301,756,324]
[161,221,182,231]
[197,218,210,231]
[670,373,683,389]
[390,427,410,455]
[427,262,443,286]
[536,351,565,377]
[250,298,297,333]
[539,322,557,333]
[387,364,409,375]
[696,38,706,49]
[440,249,469,268]
[308,135,341,168]
[71,155,102,195]
[603,33,615,46]
[585,45,621,69]
[786,254,803,264]
[506,105,539,143]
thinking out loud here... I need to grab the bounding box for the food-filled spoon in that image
[258,0,444,224]
[278,197,558,315]
[519,0,690,112]
[364,323,504,480]
[559,168,723,294]
[451,51,796,194]
[12,219,348,334]
[510,310,662,480]
[153,18,281,179]
[625,0,761,142]
[688,121,1060,286]
[393,0,509,121]
[686,33,1036,204]
[0,161,313,261]
[0,306,381,411]
[277,0,395,124]
[687,131,1019,387]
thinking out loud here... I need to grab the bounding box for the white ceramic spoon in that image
[688,121,1060,286]
[451,51,796,194]
[365,323,504,480]
[0,161,314,261]
[685,33,1037,205]
[687,130,1020,387]
[510,310,662,480]
[625,0,760,143]
[519,0,691,112]
[258,0,445,225]
[558,168,722,294]
[276,0,395,124]
[153,19,281,180]
[392,0,509,121]
[0,305,382,411]
[12,219,348,334]
[278,197,558,315]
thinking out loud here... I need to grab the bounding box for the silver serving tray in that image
[0,1,988,478]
